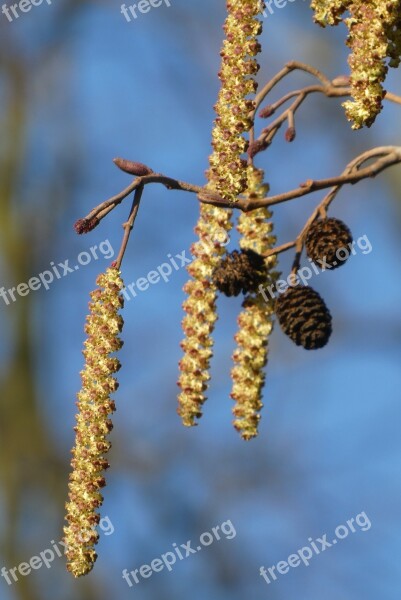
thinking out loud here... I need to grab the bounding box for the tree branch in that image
[74,61,401,273]
[77,146,401,233]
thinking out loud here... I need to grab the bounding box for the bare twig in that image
[248,61,337,155]
[115,185,144,270]
[263,240,296,257]
[243,146,401,210]
[252,61,332,119]
[251,84,350,154]
[385,91,401,106]
[82,174,208,227]
[250,62,400,156]
[262,146,401,265]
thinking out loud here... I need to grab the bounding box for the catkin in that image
[64,267,124,577]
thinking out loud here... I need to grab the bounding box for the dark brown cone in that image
[305,217,353,269]
[212,249,266,297]
[275,285,332,350]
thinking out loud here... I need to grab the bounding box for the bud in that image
[74,217,99,235]
[284,126,296,142]
[113,158,153,176]
[259,105,275,118]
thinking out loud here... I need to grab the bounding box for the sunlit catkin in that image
[311,0,401,128]
[177,207,231,426]
[177,0,264,426]
[206,0,263,202]
[311,0,351,26]
[64,267,124,577]
[231,167,277,440]
[343,0,401,128]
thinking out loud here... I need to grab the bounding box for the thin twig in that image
[252,85,349,151]
[82,174,208,226]
[252,60,332,120]
[244,146,401,210]
[250,62,400,154]
[264,240,296,258]
[262,146,401,264]
[249,60,336,150]
[115,185,144,270]
[385,91,401,106]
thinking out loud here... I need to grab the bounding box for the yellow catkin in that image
[343,0,401,128]
[177,0,264,426]
[311,0,351,26]
[206,0,264,203]
[177,207,231,426]
[311,0,401,128]
[64,267,124,577]
[231,167,278,440]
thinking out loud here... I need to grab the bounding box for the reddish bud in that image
[259,105,275,118]
[74,217,99,234]
[113,157,153,176]
[285,126,296,142]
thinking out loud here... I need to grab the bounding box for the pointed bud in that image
[113,158,153,176]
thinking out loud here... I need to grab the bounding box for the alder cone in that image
[305,217,353,269]
[275,285,332,350]
[212,249,266,297]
